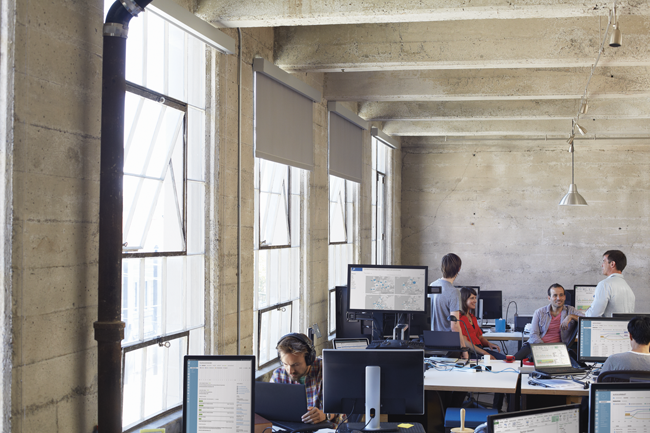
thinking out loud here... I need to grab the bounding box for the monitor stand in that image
[344,366,399,432]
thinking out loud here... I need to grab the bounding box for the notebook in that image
[531,343,586,376]
[254,382,333,432]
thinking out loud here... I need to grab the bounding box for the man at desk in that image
[271,333,329,424]
[601,316,650,372]
[585,250,635,317]
[430,253,468,359]
[515,284,583,360]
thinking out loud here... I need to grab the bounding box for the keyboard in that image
[534,366,587,376]
[367,340,425,350]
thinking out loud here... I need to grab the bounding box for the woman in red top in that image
[459,287,506,360]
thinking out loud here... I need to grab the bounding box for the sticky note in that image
[397,423,414,428]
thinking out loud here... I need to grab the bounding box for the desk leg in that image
[512,374,521,412]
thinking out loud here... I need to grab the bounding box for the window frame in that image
[257,159,292,250]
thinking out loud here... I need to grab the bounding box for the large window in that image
[254,158,304,369]
[371,137,390,265]
[328,175,358,335]
[111,5,208,429]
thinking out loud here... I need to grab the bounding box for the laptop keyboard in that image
[537,367,586,375]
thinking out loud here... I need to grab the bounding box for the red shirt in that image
[541,313,562,343]
[459,313,483,346]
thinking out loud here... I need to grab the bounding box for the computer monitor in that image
[589,383,650,433]
[612,313,650,320]
[479,290,502,321]
[183,355,255,433]
[322,349,424,432]
[565,288,575,307]
[574,285,597,312]
[487,404,580,433]
[578,317,630,363]
[347,265,428,314]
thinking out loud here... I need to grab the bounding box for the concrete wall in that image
[11,0,104,431]
[401,138,650,315]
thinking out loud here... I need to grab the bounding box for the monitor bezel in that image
[488,404,581,433]
[322,348,425,416]
[588,382,650,433]
[346,264,429,314]
[612,313,650,320]
[182,355,256,433]
[578,316,631,363]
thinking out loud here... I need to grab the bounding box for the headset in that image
[277,333,316,366]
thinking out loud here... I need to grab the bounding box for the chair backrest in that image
[597,370,650,383]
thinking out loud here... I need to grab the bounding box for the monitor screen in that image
[574,285,597,312]
[589,383,650,433]
[322,349,424,415]
[183,355,255,433]
[488,404,580,433]
[578,317,630,363]
[347,265,428,314]
[479,290,502,320]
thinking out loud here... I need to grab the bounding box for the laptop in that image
[255,382,333,432]
[333,337,369,350]
[422,330,463,351]
[531,343,586,376]
[488,404,580,433]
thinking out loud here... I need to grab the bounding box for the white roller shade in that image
[254,73,315,171]
[329,112,363,183]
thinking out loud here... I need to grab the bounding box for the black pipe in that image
[95,1,152,432]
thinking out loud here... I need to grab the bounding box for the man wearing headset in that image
[270,333,329,424]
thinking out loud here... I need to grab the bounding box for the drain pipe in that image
[237,28,242,355]
[95,1,151,432]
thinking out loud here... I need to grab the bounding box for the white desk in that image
[482,332,525,341]
[520,374,589,397]
[424,359,520,393]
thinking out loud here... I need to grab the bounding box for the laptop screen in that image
[589,383,650,433]
[183,355,255,433]
[531,343,573,368]
[333,338,369,350]
[488,404,580,433]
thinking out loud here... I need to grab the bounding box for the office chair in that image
[597,370,650,383]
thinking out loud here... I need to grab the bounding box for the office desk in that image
[520,373,588,410]
[482,332,524,341]
[424,359,520,393]
[482,331,526,351]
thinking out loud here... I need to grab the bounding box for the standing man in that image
[585,250,635,317]
[514,284,583,360]
[270,333,329,424]
[430,253,468,358]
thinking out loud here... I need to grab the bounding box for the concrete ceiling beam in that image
[323,67,650,101]
[196,0,650,28]
[382,118,650,136]
[359,98,650,121]
[275,17,650,72]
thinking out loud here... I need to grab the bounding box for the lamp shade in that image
[559,184,588,206]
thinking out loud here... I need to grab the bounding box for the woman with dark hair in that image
[458,287,506,360]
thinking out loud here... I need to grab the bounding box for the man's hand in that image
[561,315,574,330]
[302,406,326,424]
